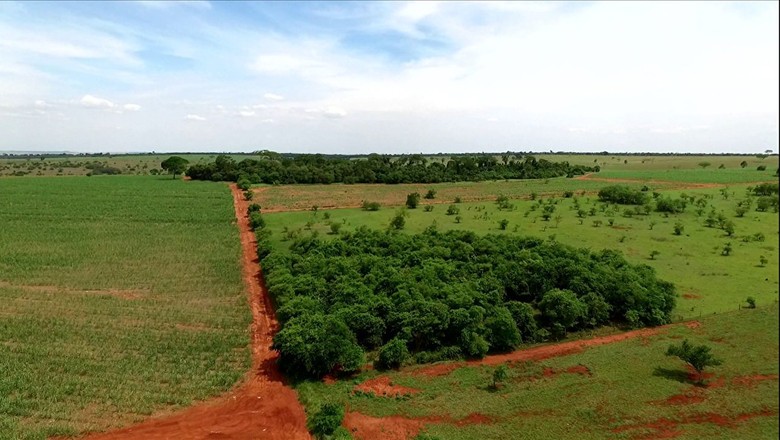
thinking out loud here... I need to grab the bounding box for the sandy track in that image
[77,184,309,440]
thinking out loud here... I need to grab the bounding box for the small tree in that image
[698,161,711,169]
[746,297,756,309]
[455,215,462,224]
[723,220,735,236]
[650,250,660,260]
[498,219,509,230]
[491,364,509,389]
[406,192,421,209]
[424,189,437,199]
[375,338,409,370]
[740,160,748,168]
[446,205,460,216]
[160,156,189,179]
[649,221,657,230]
[244,190,253,201]
[665,339,722,384]
[390,211,406,230]
[673,222,684,236]
[453,196,462,203]
[722,242,733,256]
[759,255,768,267]
[308,403,345,439]
[329,222,342,235]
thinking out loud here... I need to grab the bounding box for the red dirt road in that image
[78,184,309,440]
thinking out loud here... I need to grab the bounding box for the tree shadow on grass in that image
[653,366,696,385]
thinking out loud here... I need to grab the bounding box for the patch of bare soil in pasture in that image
[72,184,310,440]
[343,411,497,440]
[612,409,778,439]
[354,376,420,397]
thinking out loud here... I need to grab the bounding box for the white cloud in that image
[80,94,115,109]
[185,114,206,121]
[123,103,141,111]
[238,110,255,117]
[34,100,51,109]
[263,92,284,101]
[323,106,347,119]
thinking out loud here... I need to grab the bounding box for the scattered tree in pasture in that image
[423,205,434,212]
[723,220,735,236]
[406,192,421,209]
[650,250,660,260]
[446,205,460,215]
[740,160,748,168]
[746,297,756,309]
[329,222,342,235]
[390,211,406,230]
[361,201,381,211]
[424,189,437,199]
[757,165,767,171]
[759,255,768,267]
[455,215,462,224]
[160,156,189,179]
[498,219,509,230]
[592,220,602,227]
[722,242,733,256]
[649,221,657,230]
[491,364,509,389]
[698,161,711,169]
[673,222,684,236]
[598,185,649,205]
[666,339,722,384]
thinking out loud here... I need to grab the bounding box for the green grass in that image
[0,176,251,439]
[596,168,778,184]
[297,305,779,439]
[263,185,779,320]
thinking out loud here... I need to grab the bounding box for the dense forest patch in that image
[186,153,598,184]
[260,227,676,378]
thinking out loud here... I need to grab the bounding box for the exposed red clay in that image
[613,409,777,439]
[73,184,310,440]
[344,411,496,440]
[732,374,779,387]
[354,376,420,397]
[682,293,702,299]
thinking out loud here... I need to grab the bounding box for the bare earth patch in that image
[354,376,420,398]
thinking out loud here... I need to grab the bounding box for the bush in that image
[757,165,767,171]
[498,219,509,230]
[390,212,406,230]
[446,205,460,215]
[361,201,381,211]
[666,339,722,383]
[406,192,421,209]
[249,212,266,230]
[598,185,649,205]
[424,189,437,199]
[746,297,756,309]
[329,222,342,235]
[673,222,684,235]
[237,177,251,191]
[423,205,434,212]
[247,203,261,214]
[656,196,687,213]
[243,190,253,201]
[308,403,345,439]
[375,338,410,369]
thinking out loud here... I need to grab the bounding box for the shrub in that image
[361,201,381,211]
[563,190,574,198]
[406,192,421,209]
[390,212,406,230]
[424,189,437,199]
[329,222,342,235]
[308,403,345,439]
[666,339,722,383]
[656,196,687,213]
[757,165,767,171]
[247,203,262,214]
[423,205,434,212]
[498,219,509,230]
[446,205,460,215]
[243,190,253,201]
[237,177,251,191]
[491,364,509,389]
[598,185,649,205]
[673,222,684,235]
[746,297,756,309]
[249,212,266,230]
[375,338,410,370]
[453,196,462,203]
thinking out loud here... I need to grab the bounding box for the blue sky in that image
[0,1,777,154]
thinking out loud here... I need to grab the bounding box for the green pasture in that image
[0,176,250,439]
[596,168,778,184]
[263,185,779,320]
[297,305,778,439]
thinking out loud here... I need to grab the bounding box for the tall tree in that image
[160,156,189,179]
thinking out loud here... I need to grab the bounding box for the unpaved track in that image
[78,184,309,440]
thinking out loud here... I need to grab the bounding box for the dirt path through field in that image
[77,184,309,440]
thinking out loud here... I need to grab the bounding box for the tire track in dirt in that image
[76,183,309,440]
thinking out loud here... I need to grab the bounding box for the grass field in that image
[0,176,250,439]
[297,305,778,439]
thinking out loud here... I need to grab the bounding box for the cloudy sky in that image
[0,1,777,154]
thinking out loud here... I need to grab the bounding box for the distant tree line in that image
[185,153,599,184]
[262,227,676,378]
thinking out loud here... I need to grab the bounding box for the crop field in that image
[297,305,778,440]
[0,176,250,439]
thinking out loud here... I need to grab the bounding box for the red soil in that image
[732,374,779,387]
[661,393,706,406]
[343,411,496,440]
[681,293,702,299]
[77,184,310,440]
[613,409,778,439]
[413,323,698,377]
[354,376,420,397]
